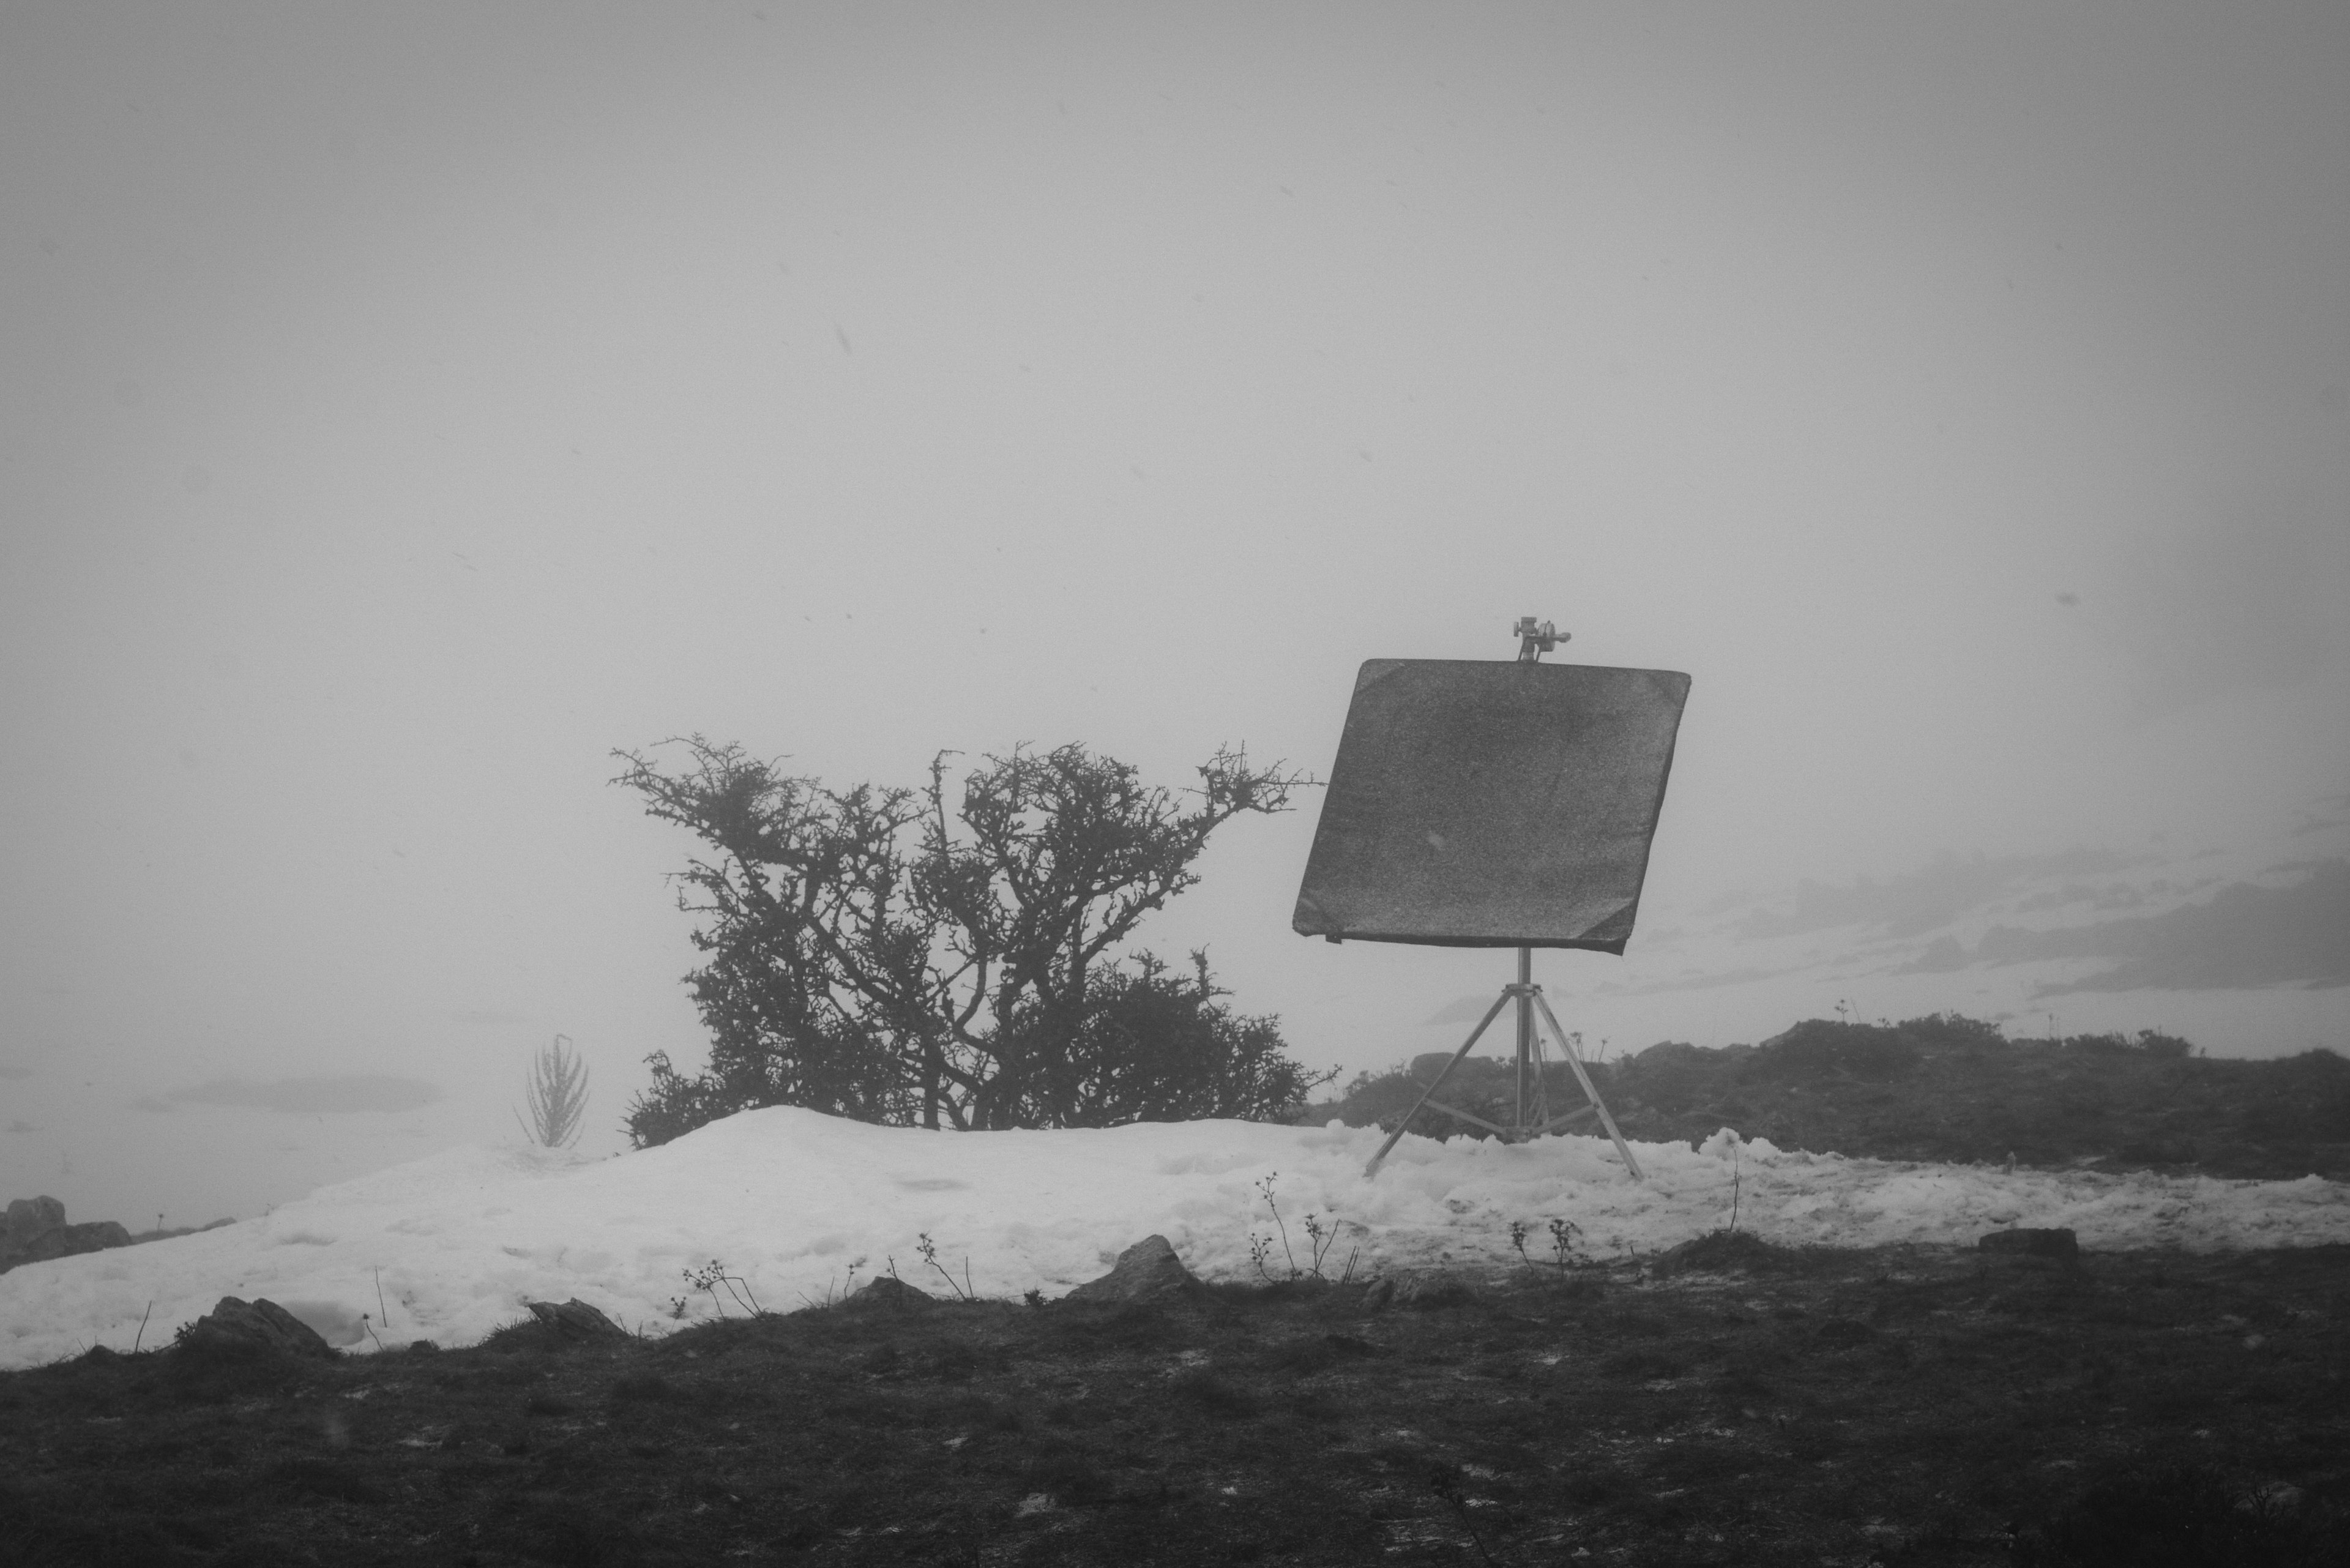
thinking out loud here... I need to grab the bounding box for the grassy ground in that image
[4,1238,2345,1566]
[1316,1016,2350,1181]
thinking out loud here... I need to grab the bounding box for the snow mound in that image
[3,1110,2343,1371]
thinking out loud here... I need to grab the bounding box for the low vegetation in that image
[1313,1014,2350,1180]
[513,1034,591,1151]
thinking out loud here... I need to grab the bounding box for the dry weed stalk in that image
[514,1034,591,1149]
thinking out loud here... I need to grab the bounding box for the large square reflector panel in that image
[1292,660,1690,950]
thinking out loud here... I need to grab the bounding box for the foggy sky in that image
[3,2,2344,1226]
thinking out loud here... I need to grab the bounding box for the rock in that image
[0,1197,131,1276]
[1813,1318,1874,1350]
[1063,1235,1201,1305]
[1359,1270,1474,1310]
[524,1298,629,1343]
[5,1195,65,1247]
[16,1220,132,1268]
[1,1198,136,1275]
[1978,1227,2079,1262]
[176,1296,338,1360]
[841,1275,934,1312]
[1651,1230,1785,1277]
[2244,1481,2303,1518]
[1403,1273,1477,1308]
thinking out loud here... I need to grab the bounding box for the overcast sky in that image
[4,3,2344,1226]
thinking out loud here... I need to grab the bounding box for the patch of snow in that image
[2,1108,2344,1371]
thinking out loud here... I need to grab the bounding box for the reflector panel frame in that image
[1291,659,1690,950]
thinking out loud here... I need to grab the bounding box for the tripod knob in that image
[1513,616,1568,661]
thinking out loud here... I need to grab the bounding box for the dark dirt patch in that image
[4,1247,2346,1564]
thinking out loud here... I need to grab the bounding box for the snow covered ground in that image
[5,1108,2346,1372]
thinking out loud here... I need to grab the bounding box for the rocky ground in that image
[3,1232,2346,1566]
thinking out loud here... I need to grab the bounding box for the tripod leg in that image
[1531,991,1646,1181]
[1363,990,1512,1178]
[1515,946,1533,1135]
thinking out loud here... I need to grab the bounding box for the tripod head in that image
[1513,616,1569,662]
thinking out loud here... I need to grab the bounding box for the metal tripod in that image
[1362,946,1646,1179]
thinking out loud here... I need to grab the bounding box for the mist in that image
[3,2,2344,1227]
